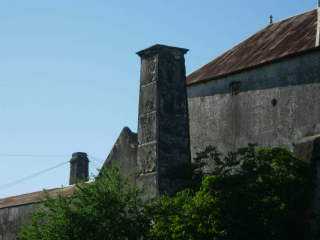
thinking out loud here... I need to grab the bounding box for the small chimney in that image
[69,152,89,185]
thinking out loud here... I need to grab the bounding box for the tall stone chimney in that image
[69,152,89,185]
[136,44,191,198]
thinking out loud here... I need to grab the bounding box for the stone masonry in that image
[136,44,191,198]
[103,127,138,184]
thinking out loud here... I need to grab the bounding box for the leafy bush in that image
[19,168,148,240]
[147,145,312,240]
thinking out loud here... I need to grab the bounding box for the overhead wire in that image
[0,153,105,192]
[0,153,69,158]
[0,161,69,191]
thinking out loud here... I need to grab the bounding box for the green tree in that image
[147,145,312,240]
[19,168,149,240]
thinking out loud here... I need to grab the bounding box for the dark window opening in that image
[230,81,241,96]
[271,98,277,107]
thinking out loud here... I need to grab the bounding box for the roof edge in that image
[0,185,75,210]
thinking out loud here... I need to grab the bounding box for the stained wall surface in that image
[103,127,138,184]
[188,50,320,161]
[0,204,38,240]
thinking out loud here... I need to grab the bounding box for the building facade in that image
[1,8,320,239]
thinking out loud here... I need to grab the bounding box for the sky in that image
[0,0,316,198]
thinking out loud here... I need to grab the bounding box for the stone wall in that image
[188,50,320,161]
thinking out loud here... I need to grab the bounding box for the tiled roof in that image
[0,186,75,209]
[187,9,318,85]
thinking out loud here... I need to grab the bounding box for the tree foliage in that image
[147,145,312,240]
[19,168,148,240]
[19,146,312,240]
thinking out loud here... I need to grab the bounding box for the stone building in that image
[187,9,320,158]
[1,7,320,239]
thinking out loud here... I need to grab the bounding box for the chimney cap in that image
[70,152,89,163]
[137,44,189,58]
[71,152,88,158]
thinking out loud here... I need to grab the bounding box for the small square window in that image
[230,81,241,96]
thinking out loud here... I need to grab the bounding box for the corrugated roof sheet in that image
[187,9,318,85]
[0,186,75,209]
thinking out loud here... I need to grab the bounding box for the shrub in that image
[147,145,312,240]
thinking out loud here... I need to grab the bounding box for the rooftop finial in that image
[269,15,273,25]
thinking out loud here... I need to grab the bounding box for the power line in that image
[0,153,69,158]
[0,161,69,191]
[0,154,105,191]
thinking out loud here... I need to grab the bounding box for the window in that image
[271,98,277,107]
[230,81,241,96]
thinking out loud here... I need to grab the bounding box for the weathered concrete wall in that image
[0,204,38,240]
[136,45,191,198]
[103,127,138,184]
[188,50,320,160]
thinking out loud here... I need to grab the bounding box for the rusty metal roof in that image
[187,9,318,85]
[0,185,75,209]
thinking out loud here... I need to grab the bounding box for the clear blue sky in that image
[0,0,316,198]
